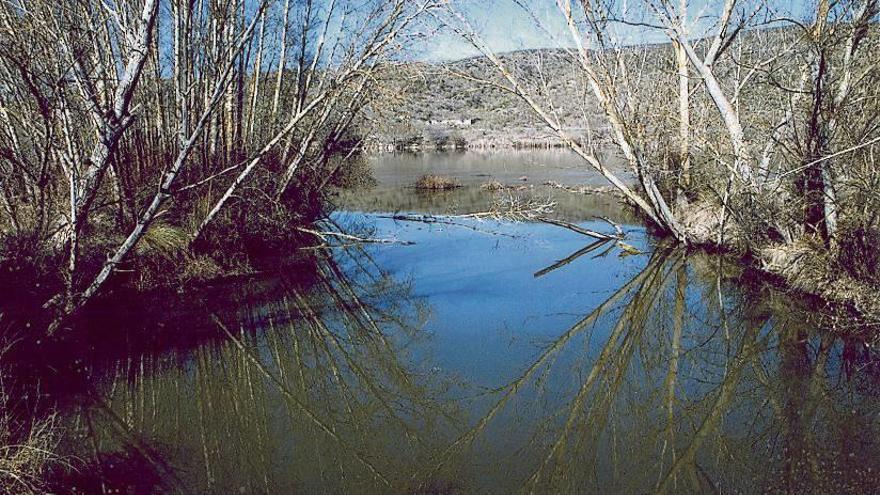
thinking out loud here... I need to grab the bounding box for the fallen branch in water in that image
[377,193,557,238]
[534,239,613,278]
[596,216,625,238]
[461,194,556,221]
[375,214,519,238]
[296,227,415,245]
[534,217,642,268]
[536,217,621,241]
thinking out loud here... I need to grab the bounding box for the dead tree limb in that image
[537,217,621,241]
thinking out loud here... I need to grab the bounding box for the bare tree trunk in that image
[272,0,291,118]
[798,0,875,247]
[440,3,684,238]
[676,0,690,192]
[557,0,686,238]
[60,0,159,300]
[0,0,432,332]
[150,16,167,155]
[193,93,328,242]
[674,34,753,182]
[199,0,426,239]
[294,0,315,113]
[56,1,269,324]
[653,0,753,183]
[70,0,160,223]
[801,49,833,241]
[247,10,267,142]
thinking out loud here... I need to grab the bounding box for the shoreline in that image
[354,148,880,330]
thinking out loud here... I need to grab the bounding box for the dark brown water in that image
[8,151,880,494]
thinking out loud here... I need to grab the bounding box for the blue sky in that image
[416,0,814,61]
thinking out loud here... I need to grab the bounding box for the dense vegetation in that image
[0,0,430,336]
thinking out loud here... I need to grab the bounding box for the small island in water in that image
[0,0,879,493]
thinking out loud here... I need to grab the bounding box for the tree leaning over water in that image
[0,0,437,329]
[435,0,880,314]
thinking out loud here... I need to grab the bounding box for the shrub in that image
[0,379,60,494]
[178,255,224,284]
[413,175,461,190]
[480,181,505,191]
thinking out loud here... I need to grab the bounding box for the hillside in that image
[371,49,610,149]
[370,26,809,151]
[371,45,678,149]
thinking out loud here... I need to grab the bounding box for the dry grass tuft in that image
[179,255,224,284]
[480,180,505,191]
[0,383,61,494]
[136,222,190,260]
[413,175,461,190]
[759,239,828,291]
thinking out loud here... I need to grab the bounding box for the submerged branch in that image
[377,213,519,238]
[534,239,614,278]
[536,217,621,240]
[296,226,415,246]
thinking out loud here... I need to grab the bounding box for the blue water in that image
[334,212,650,389]
[45,154,880,494]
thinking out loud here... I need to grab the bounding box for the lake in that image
[15,151,880,493]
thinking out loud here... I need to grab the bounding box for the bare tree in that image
[0,0,438,330]
[436,0,880,276]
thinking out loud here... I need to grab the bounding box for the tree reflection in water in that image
[47,243,880,494]
[52,244,458,494]
[435,248,880,494]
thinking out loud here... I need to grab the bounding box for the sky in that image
[415,0,815,62]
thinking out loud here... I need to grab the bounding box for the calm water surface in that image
[339,150,635,222]
[20,152,880,493]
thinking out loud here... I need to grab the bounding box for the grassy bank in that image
[0,377,60,494]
